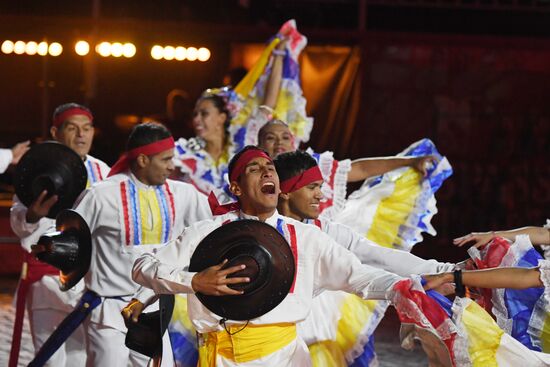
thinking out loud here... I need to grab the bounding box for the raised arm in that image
[262,39,287,109]
[347,155,436,182]
[454,227,550,248]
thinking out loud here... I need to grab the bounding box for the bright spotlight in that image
[197,47,211,62]
[25,41,38,55]
[186,47,198,61]
[14,41,26,55]
[75,41,90,56]
[163,46,175,60]
[96,42,111,57]
[175,46,186,61]
[122,43,136,58]
[110,42,123,57]
[151,45,163,60]
[48,42,63,56]
[37,42,48,56]
[1,40,14,54]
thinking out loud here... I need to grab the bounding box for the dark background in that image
[0,0,548,268]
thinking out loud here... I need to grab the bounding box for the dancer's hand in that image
[10,140,30,165]
[412,155,437,176]
[121,299,145,323]
[192,259,250,296]
[26,190,58,223]
[422,273,453,291]
[453,232,494,248]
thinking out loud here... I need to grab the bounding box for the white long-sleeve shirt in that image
[133,210,405,334]
[0,148,13,174]
[74,172,211,299]
[308,217,456,275]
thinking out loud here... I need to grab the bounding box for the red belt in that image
[9,252,59,367]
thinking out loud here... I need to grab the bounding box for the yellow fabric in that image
[309,340,347,367]
[171,294,195,332]
[366,168,422,248]
[541,313,550,353]
[462,300,504,367]
[198,323,296,366]
[234,38,280,100]
[336,295,378,354]
[138,189,163,244]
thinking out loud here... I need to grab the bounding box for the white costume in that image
[73,171,210,367]
[132,210,407,367]
[0,147,13,173]
[10,154,109,367]
[298,218,456,365]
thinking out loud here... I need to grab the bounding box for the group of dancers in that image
[4,19,550,367]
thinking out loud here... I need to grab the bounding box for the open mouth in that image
[260,182,276,194]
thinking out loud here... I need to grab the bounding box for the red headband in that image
[229,149,272,182]
[108,137,175,177]
[53,107,93,128]
[280,166,323,194]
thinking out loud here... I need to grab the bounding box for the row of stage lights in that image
[1,40,211,61]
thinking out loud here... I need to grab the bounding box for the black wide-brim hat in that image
[35,209,92,291]
[14,141,87,219]
[189,219,295,321]
[125,294,175,358]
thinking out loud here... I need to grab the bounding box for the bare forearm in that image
[263,40,285,108]
[441,267,543,289]
[348,157,416,182]
[495,227,550,245]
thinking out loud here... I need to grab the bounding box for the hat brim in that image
[189,219,295,321]
[55,210,92,291]
[14,141,87,219]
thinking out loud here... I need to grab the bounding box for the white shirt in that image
[309,217,456,275]
[0,148,13,174]
[74,172,211,298]
[132,210,405,334]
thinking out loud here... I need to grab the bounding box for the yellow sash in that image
[198,323,296,366]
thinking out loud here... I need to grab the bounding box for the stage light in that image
[175,46,186,61]
[1,40,14,54]
[96,42,111,57]
[110,42,123,57]
[25,41,38,55]
[14,41,26,55]
[122,43,136,58]
[186,47,198,61]
[75,41,90,56]
[163,46,175,60]
[151,45,163,60]
[48,42,63,56]
[37,42,48,56]
[197,47,211,62]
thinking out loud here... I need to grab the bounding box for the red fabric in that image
[52,107,93,128]
[280,166,323,194]
[108,137,175,177]
[392,279,457,366]
[9,253,59,367]
[287,224,298,293]
[208,192,241,215]
[120,182,131,246]
[229,149,271,182]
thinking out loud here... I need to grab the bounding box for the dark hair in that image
[274,150,318,182]
[52,103,93,127]
[228,145,270,182]
[126,122,172,151]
